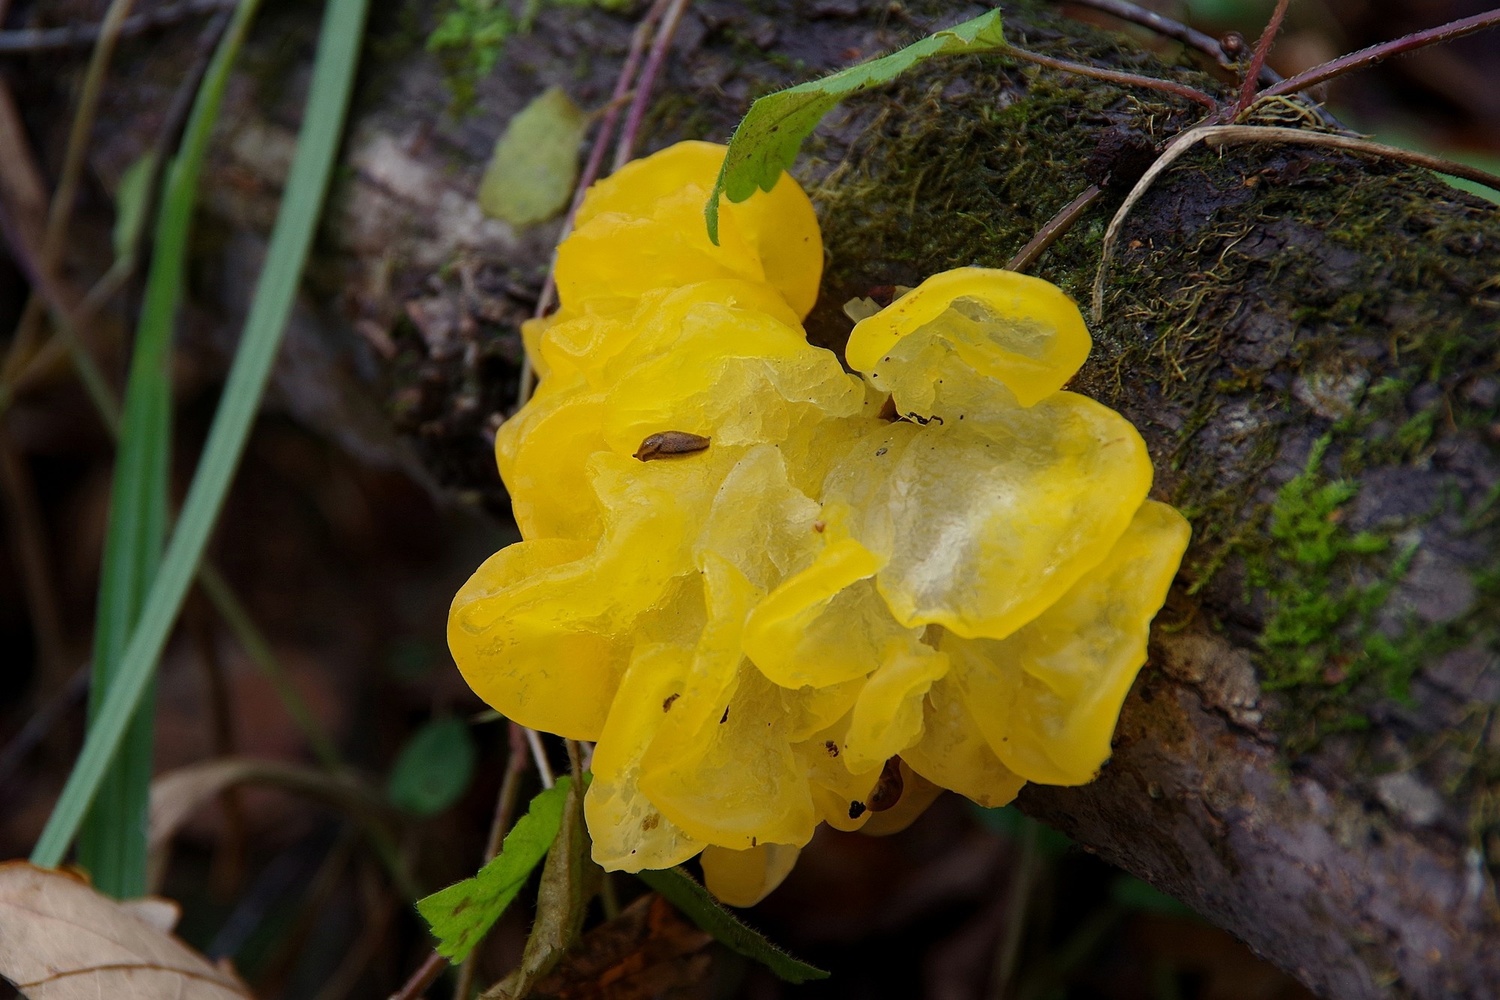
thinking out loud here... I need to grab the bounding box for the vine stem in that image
[387,950,447,1000]
[1235,0,1289,116]
[1058,0,1253,75]
[1259,7,1500,102]
[1005,185,1102,273]
[1005,44,1217,108]
[613,0,692,170]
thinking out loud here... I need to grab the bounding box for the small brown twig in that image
[1259,6,1500,103]
[0,0,233,54]
[387,949,448,1000]
[1234,0,1290,116]
[1058,0,1255,75]
[0,196,121,427]
[1006,44,1218,108]
[613,0,692,171]
[1005,185,1102,273]
[42,0,139,272]
[515,0,674,407]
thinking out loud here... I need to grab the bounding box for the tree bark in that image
[18,0,1500,996]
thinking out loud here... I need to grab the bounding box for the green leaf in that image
[704,9,1006,243]
[387,717,477,816]
[487,772,600,998]
[76,0,267,899]
[638,867,829,984]
[479,85,588,226]
[30,0,370,872]
[417,777,573,962]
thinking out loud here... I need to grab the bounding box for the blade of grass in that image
[76,0,263,899]
[31,0,370,872]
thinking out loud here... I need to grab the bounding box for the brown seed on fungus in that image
[662,693,679,712]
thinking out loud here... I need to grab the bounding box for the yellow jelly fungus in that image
[448,141,1190,908]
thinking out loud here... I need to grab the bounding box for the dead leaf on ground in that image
[0,861,251,998]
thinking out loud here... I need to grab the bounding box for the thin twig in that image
[3,0,138,377]
[1235,0,1289,116]
[1058,0,1251,74]
[1090,123,1500,323]
[1,9,229,418]
[1058,0,1348,131]
[0,0,233,54]
[1,160,350,785]
[42,0,138,270]
[388,949,449,1000]
[1260,7,1500,102]
[612,0,691,171]
[526,726,556,789]
[1005,44,1218,108]
[1005,185,1102,273]
[0,197,121,427]
[515,0,672,407]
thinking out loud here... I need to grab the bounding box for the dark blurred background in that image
[1,0,1494,996]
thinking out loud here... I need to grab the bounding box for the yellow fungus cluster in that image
[449,141,1190,906]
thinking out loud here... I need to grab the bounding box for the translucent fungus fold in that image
[448,140,1190,908]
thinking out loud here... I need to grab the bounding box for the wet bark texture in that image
[22,0,1500,996]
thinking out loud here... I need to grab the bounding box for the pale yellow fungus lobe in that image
[448,141,1190,909]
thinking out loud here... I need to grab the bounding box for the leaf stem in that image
[1259,7,1500,101]
[1235,0,1289,116]
[612,0,692,170]
[1006,185,1102,273]
[388,950,448,1000]
[1059,0,1253,75]
[1005,44,1218,108]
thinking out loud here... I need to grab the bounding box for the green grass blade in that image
[76,0,264,898]
[31,0,370,871]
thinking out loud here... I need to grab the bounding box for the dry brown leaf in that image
[0,861,252,998]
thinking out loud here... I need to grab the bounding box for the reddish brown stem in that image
[1061,0,1245,72]
[1236,0,1290,115]
[1007,44,1218,108]
[1261,7,1500,101]
[388,950,448,1000]
[517,0,673,406]
[1006,185,1102,273]
[613,0,692,170]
